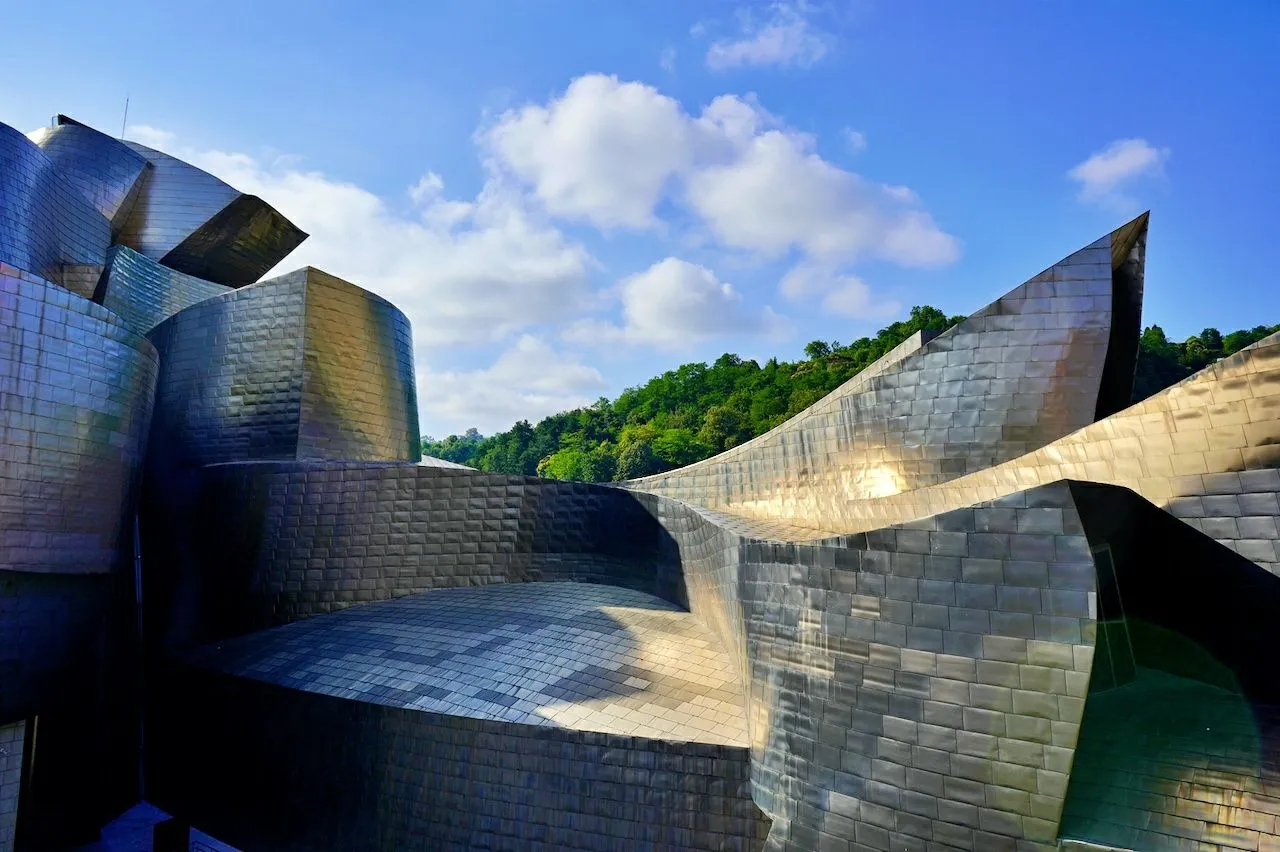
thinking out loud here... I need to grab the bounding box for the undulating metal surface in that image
[8,107,1280,852]
[27,116,150,234]
[0,264,158,576]
[115,139,306,286]
[0,122,110,287]
[140,462,684,649]
[98,244,232,335]
[622,214,1148,536]
[188,582,748,744]
[148,660,770,852]
[145,267,420,470]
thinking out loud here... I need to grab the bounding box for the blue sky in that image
[5,0,1277,436]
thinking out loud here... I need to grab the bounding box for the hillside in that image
[422,308,1280,483]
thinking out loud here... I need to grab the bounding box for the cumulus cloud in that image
[1068,138,1170,209]
[128,126,594,350]
[563,258,786,351]
[705,2,830,71]
[481,75,693,229]
[422,336,607,434]
[483,73,958,271]
[781,264,900,320]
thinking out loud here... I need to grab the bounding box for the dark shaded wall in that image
[148,664,769,852]
[1070,481,1280,700]
[141,462,684,649]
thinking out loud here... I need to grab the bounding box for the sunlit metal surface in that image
[99,244,231,335]
[115,139,306,286]
[7,104,1280,851]
[28,115,149,234]
[622,214,1148,533]
[0,123,110,287]
[145,267,420,468]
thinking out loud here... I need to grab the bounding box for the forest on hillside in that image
[422,307,1280,483]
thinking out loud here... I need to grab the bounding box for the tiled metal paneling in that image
[623,216,1147,536]
[0,720,23,852]
[150,663,770,851]
[99,244,231,335]
[28,117,149,233]
[0,264,158,575]
[145,268,419,469]
[0,123,110,286]
[115,139,306,286]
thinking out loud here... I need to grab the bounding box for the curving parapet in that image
[140,461,683,648]
[1,263,158,722]
[622,214,1148,534]
[98,244,231,335]
[146,266,420,469]
[0,122,110,289]
[115,139,306,286]
[28,116,150,235]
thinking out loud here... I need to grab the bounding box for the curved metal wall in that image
[116,140,307,286]
[623,216,1147,536]
[28,117,150,233]
[145,267,420,469]
[1,264,158,723]
[0,122,110,285]
[99,244,231,336]
[141,462,681,648]
[0,264,159,574]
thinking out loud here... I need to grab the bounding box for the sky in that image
[4,0,1277,437]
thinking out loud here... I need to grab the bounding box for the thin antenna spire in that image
[120,94,130,139]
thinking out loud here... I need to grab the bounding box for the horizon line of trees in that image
[422,309,1279,484]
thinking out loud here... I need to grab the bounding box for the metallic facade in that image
[0,123,110,287]
[28,116,149,235]
[115,139,307,286]
[98,244,233,336]
[5,107,1280,852]
[146,266,420,469]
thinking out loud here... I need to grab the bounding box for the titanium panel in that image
[140,462,683,648]
[0,122,110,286]
[148,661,770,852]
[0,263,158,574]
[145,267,419,469]
[115,140,306,286]
[28,116,149,233]
[0,720,22,852]
[187,583,748,744]
[623,215,1148,535]
[98,244,231,336]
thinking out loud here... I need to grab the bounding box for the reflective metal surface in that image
[7,103,1280,851]
[116,139,307,286]
[28,116,149,234]
[146,266,420,468]
[622,215,1148,535]
[0,123,110,287]
[98,244,232,335]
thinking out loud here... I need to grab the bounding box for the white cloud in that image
[706,2,830,71]
[483,74,958,269]
[659,46,677,73]
[565,257,786,351]
[1068,138,1170,209]
[422,336,607,434]
[844,127,867,153]
[481,75,692,229]
[686,130,960,265]
[130,127,594,350]
[781,264,900,320]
